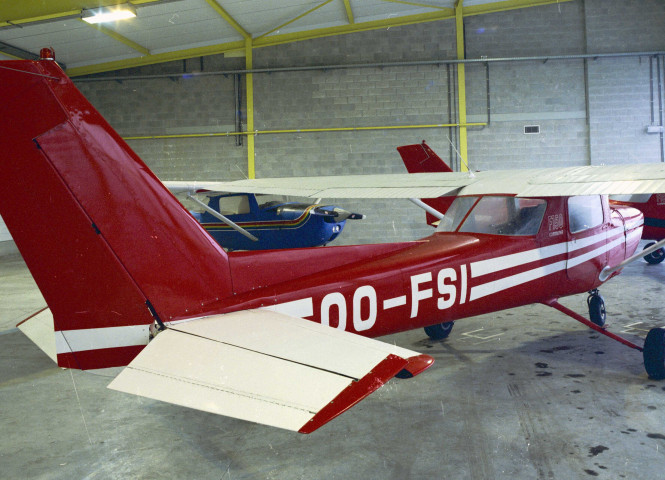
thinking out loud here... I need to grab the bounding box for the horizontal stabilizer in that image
[16,307,56,363]
[108,309,433,433]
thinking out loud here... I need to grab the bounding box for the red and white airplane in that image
[4,50,665,434]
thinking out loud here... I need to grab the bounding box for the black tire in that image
[588,294,606,327]
[424,321,454,340]
[643,328,665,380]
[643,242,665,265]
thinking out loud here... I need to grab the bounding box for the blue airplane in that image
[189,192,364,251]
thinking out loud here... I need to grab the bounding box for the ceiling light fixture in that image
[82,3,137,24]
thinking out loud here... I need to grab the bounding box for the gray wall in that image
[72,0,665,246]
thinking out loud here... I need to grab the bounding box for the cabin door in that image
[566,195,609,289]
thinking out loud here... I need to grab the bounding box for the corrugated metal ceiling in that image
[0,0,570,75]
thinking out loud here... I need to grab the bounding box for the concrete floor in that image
[1,249,665,480]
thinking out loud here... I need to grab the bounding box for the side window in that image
[568,195,603,233]
[218,195,250,215]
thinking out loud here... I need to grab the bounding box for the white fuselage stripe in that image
[470,260,568,301]
[262,298,314,318]
[469,234,625,301]
[470,227,624,278]
[383,296,407,309]
[55,325,149,354]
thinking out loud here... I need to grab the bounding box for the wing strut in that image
[409,197,445,221]
[599,238,665,281]
[187,193,259,242]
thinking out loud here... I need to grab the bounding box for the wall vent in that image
[524,125,540,134]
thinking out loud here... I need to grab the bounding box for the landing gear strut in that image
[424,321,454,340]
[587,289,606,327]
[543,298,665,381]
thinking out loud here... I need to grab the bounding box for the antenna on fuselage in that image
[446,134,475,178]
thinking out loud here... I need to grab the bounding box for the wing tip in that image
[298,353,408,434]
[395,354,435,379]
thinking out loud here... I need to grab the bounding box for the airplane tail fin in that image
[0,53,234,369]
[397,141,453,174]
[397,141,454,226]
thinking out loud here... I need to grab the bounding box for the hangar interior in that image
[1,0,665,478]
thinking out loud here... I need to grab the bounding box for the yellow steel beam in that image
[66,40,245,76]
[463,0,573,16]
[79,19,150,56]
[246,38,255,179]
[343,0,355,24]
[204,0,250,39]
[64,0,572,76]
[122,123,488,140]
[255,0,335,41]
[254,9,454,48]
[379,0,452,10]
[0,10,80,27]
[455,0,468,172]
[0,50,24,60]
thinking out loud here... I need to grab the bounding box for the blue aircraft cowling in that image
[193,193,355,251]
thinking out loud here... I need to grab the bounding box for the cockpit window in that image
[568,195,604,233]
[437,196,547,236]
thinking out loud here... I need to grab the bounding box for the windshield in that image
[437,196,547,236]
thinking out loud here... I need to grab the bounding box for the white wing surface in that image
[164,163,665,198]
[108,309,432,433]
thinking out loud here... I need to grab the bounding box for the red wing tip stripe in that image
[402,354,435,377]
[298,354,408,434]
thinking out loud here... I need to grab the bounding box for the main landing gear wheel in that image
[424,321,454,340]
[643,242,665,265]
[644,328,665,380]
[587,290,606,328]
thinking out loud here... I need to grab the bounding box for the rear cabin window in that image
[217,195,250,215]
[437,196,547,236]
[568,195,604,233]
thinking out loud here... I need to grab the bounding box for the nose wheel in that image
[587,290,606,327]
[644,328,665,380]
[643,242,665,264]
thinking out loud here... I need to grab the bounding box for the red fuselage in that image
[213,196,643,339]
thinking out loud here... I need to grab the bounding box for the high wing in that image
[165,163,665,199]
[109,309,432,433]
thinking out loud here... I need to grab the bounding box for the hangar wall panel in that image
[587,57,662,165]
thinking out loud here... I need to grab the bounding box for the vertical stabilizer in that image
[397,141,453,174]
[0,54,234,368]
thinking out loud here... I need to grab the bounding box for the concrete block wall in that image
[62,0,664,249]
[587,56,662,165]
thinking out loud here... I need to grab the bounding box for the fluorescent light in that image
[82,4,136,24]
